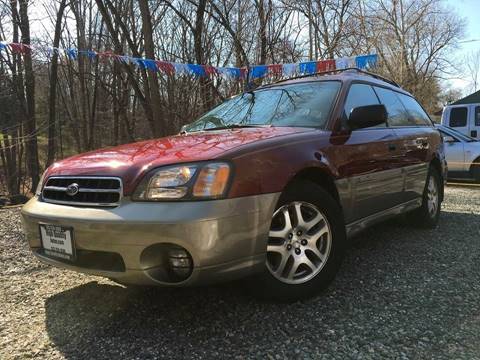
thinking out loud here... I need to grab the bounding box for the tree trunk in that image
[138,0,164,137]
[46,0,67,167]
[18,0,39,192]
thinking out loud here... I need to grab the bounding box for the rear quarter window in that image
[449,107,468,127]
[475,106,480,126]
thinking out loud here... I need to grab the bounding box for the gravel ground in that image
[1,185,480,359]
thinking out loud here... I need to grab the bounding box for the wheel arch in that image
[286,167,341,206]
[468,155,480,177]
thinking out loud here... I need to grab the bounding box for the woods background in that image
[0,0,471,201]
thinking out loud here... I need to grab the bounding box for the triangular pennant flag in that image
[187,64,206,77]
[202,65,218,77]
[336,57,355,69]
[355,54,378,69]
[299,61,316,74]
[173,63,189,75]
[282,63,297,76]
[143,59,158,71]
[155,61,175,75]
[9,43,30,55]
[66,49,77,60]
[267,64,283,75]
[317,59,336,72]
[251,65,268,79]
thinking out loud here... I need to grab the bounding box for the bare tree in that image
[465,50,480,93]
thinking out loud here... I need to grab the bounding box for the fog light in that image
[168,247,193,281]
[140,243,194,283]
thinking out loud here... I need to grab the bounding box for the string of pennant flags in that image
[0,41,378,80]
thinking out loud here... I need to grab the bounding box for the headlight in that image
[132,162,232,201]
[35,170,48,196]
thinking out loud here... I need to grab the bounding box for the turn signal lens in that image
[193,163,231,198]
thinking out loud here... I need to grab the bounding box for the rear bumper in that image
[21,193,280,286]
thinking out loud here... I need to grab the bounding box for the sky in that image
[445,0,480,94]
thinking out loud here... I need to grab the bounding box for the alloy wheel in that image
[266,201,332,284]
[427,175,438,217]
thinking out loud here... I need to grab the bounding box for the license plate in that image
[39,224,75,261]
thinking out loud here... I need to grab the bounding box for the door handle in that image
[415,138,429,149]
[388,143,396,151]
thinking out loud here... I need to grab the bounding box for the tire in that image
[471,161,480,182]
[407,166,442,228]
[249,179,347,302]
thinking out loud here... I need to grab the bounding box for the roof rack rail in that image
[263,67,400,89]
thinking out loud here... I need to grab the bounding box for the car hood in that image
[45,127,308,194]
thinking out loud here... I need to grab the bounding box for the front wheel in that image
[250,180,346,302]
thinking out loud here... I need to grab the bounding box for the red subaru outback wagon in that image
[22,69,446,301]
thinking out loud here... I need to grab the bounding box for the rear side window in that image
[344,84,382,127]
[397,94,432,126]
[475,107,480,126]
[374,87,410,126]
[449,107,468,127]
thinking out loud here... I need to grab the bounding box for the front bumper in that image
[21,193,279,286]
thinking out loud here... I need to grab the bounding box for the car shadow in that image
[44,210,480,359]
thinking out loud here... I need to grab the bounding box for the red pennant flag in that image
[202,65,218,77]
[316,59,336,72]
[9,43,31,55]
[239,67,248,79]
[155,60,175,75]
[97,51,116,62]
[267,64,283,75]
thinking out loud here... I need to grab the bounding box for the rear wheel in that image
[407,166,441,228]
[251,180,346,302]
[471,161,480,182]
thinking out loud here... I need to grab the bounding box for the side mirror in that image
[443,135,456,143]
[348,104,387,130]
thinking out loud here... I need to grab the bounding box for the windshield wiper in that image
[202,124,272,131]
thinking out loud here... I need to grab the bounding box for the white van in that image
[441,104,480,138]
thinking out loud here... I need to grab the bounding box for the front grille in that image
[42,176,122,207]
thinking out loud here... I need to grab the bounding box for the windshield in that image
[183,81,341,132]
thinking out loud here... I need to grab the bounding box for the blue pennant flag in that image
[299,61,317,74]
[251,65,268,79]
[143,59,158,71]
[356,54,378,69]
[66,49,77,60]
[134,58,146,69]
[86,50,96,59]
[0,42,7,52]
[187,64,206,77]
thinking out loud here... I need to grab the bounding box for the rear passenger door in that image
[331,83,404,223]
[374,87,433,202]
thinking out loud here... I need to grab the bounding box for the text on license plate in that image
[39,224,74,260]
